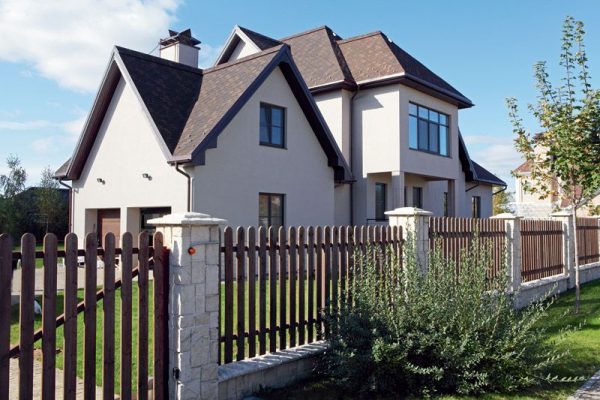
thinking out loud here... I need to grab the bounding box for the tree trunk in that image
[572,207,580,313]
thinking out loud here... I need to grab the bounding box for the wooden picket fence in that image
[428,217,507,279]
[577,217,600,265]
[520,220,564,282]
[0,231,169,400]
[219,225,403,365]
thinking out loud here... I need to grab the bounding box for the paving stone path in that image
[570,370,600,400]
[8,354,102,399]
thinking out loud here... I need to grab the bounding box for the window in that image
[375,183,387,220]
[471,196,481,218]
[260,103,285,147]
[141,207,171,246]
[259,193,284,229]
[409,103,449,156]
[412,187,423,208]
[404,186,408,207]
[443,192,448,217]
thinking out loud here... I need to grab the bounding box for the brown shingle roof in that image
[238,26,282,50]
[280,26,354,89]
[513,160,532,173]
[59,44,352,182]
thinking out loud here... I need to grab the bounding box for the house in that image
[214,26,505,224]
[513,160,600,217]
[55,27,504,243]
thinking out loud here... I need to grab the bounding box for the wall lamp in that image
[142,173,152,181]
[97,178,105,185]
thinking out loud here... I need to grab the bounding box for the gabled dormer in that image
[215,25,282,65]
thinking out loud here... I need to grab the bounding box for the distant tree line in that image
[0,155,68,242]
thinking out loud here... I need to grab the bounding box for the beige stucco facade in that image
[71,66,338,243]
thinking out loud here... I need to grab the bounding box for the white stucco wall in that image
[228,39,259,62]
[71,77,187,246]
[189,67,336,228]
[314,90,352,225]
[462,182,494,218]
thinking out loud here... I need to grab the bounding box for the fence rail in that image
[520,219,565,282]
[219,225,403,365]
[577,217,600,265]
[0,231,169,400]
[428,217,507,279]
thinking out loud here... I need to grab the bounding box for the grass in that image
[12,243,65,268]
[10,284,154,392]
[258,279,600,400]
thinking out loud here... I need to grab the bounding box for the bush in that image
[323,237,573,398]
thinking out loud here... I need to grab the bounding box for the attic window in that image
[260,103,285,148]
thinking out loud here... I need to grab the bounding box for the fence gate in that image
[0,231,169,400]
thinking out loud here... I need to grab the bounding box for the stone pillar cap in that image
[148,212,227,226]
[384,207,433,217]
[491,213,522,220]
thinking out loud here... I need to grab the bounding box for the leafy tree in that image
[0,155,27,236]
[507,17,600,312]
[493,190,514,215]
[37,166,61,233]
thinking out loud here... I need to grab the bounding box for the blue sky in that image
[0,0,599,190]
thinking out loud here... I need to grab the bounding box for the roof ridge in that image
[337,31,384,44]
[237,25,282,45]
[279,25,333,41]
[202,44,285,74]
[115,46,202,74]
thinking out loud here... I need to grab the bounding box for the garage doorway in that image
[97,208,121,247]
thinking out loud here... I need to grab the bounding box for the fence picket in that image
[121,233,133,400]
[289,227,297,348]
[278,227,287,350]
[307,227,315,343]
[83,233,97,400]
[224,227,234,363]
[247,227,257,358]
[236,227,246,361]
[137,231,149,400]
[268,227,278,353]
[153,233,168,400]
[41,234,58,400]
[316,227,323,340]
[258,227,267,355]
[103,233,116,400]
[298,227,306,346]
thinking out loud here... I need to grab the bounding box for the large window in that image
[259,193,284,229]
[409,103,449,156]
[260,103,285,147]
[375,183,387,220]
[412,187,423,208]
[443,192,448,217]
[471,196,481,218]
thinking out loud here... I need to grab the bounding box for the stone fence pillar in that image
[149,212,226,400]
[385,207,432,272]
[491,213,522,291]
[551,211,576,289]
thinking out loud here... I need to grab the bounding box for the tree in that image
[493,190,514,215]
[0,155,27,236]
[507,17,600,312]
[37,166,61,233]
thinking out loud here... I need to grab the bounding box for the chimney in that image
[159,29,201,68]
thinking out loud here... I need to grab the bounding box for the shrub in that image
[323,237,574,398]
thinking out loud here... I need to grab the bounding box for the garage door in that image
[97,209,120,247]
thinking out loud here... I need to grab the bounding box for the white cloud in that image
[0,120,54,130]
[465,135,523,190]
[198,44,223,68]
[0,0,182,92]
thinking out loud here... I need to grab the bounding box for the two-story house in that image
[214,26,505,224]
[55,26,504,243]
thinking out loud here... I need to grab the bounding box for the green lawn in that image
[12,243,65,268]
[259,280,600,400]
[10,284,154,392]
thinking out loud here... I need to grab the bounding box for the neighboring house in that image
[55,26,505,243]
[513,160,600,217]
[215,26,505,224]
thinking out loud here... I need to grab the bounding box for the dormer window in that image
[260,103,285,148]
[409,103,449,156]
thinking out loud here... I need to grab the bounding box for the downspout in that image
[175,163,192,212]
[58,179,73,232]
[349,85,360,226]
